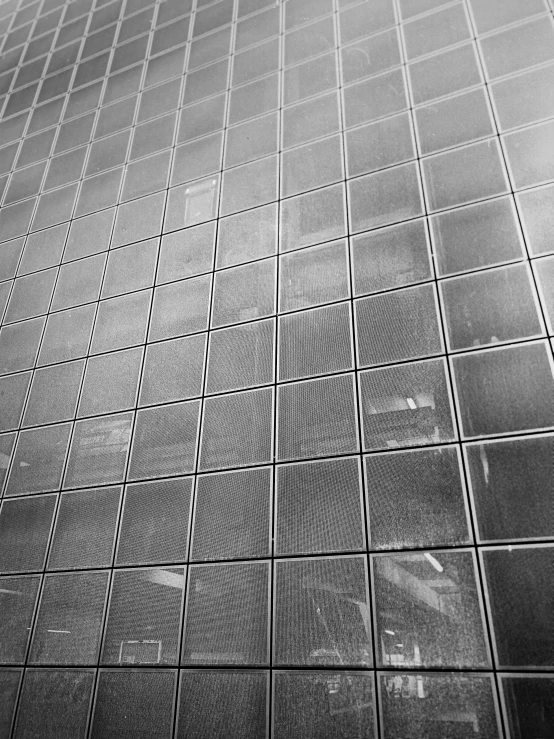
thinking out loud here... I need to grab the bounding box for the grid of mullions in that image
[1,0,554,736]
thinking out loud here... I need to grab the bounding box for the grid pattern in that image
[0,0,554,736]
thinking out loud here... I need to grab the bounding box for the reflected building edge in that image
[0,0,553,737]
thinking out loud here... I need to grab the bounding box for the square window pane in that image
[233,37,279,87]
[0,575,40,663]
[5,268,57,323]
[75,168,123,218]
[408,43,481,105]
[37,304,96,366]
[0,317,45,376]
[225,112,279,169]
[164,177,220,231]
[365,445,470,549]
[279,240,350,312]
[274,556,372,666]
[182,562,269,665]
[171,131,223,187]
[235,6,280,50]
[403,3,470,60]
[192,467,271,561]
[149,275,211,341]
[199,387,273,471]
[339,0,395,44]
[138,78,181,123]
[359,358,456,451]
[0,495,56,573]
[503,119,554,191]
[116,477,192,565]
[188,26,232,70]
[470,0,546,34]
[212,259,276,328]
[51,254,106,311]
[47,486,122,570]
[178,93,226,143]
[284,17,335,66]
[157,221,216,283]
[491,64,554,132]
[453,342,554,438]
[78,347,143,417]
[220,155,278,216]
[64,412,133,489]
[101,567,184,665]
[122,150,172,201]
[216,203,277,269]
[112,191,166,248]
[128,401,200,481]
[480,17,554,80]
[0,372,31,433]
[183,58,229,106]
[351,218,432,296]
[139,333,206,406]
[278,374,359,461]
[283,51,337,106]
[29,571,108,664]
[23,360,84,427]
[346,112,415,179]
[281,134,343,199]
[280,183,347,252]
[276,456,365,555]
[91,290,152,354]
[18,223,68,275]
[341,27,401,85]
[282,91,340,149]
[207,319,275,394]
[430,196,524,276]
[101,239,158,298]
[344,68,408,129]
[441,264,542,350]
[6,423,71,497]
[373,549,489,667]
[355,284,442,367]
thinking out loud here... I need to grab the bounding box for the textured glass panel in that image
[453,342,554,438]
[284,17,335,66]
[279,302,353,381]
[431,195,523,276]
[0,237,24,281]
[374,549,489,667]
[18,223,68,275]
[193,0,233,37]
[164,176,219,230]
[207,319,275,393]
[149,275,211,341]
[0,495,56,573]
[0,199,36,245]
[282,91,340,149]
[116,477,191,566]
[503,119,554,191]
[216,203,277,269]
[157,221,216,283]
[225,113,279,169]
[276,457,364,555]
[483,546,554,668]
[517,184,554,257]
[501,675,554,739]
[423,139,508,212]
[189,26,232,70]
[285,0,333,31]
[29,571,108,664]
[138,78,181,123]
[365,446,469,549]
[356,284,442,367]
[177,671,267,739]
[91,670,175,738]
[470,0,546,34]
[0,575,40,663]
[75,168,123,218]
[199,387,273,471]
[281,135,343,199]
[171,131,223,187]
[23,360,84,427]
[343,68,408,129]
[480,17,554,80]
[274,671,375,739]
[441,264,542,350]
[5,268,57,323]
[0,372,31,433]
[0,317,45,376]
[212,259,276,328]
[112,191,165,248]
[122,149,172,201]
[274,556,371,666]
[37,304,96,366]
[78,347,142,417]
[408,43,481,105]
[192,467,271,561]
[279,239,349,312]
[140,334,206,406]
[233,37,279,87]
[235,5,280,50]
[348,162,423,233]
[404,3,470,60]
[221,154,278,216]
[466,435,554,542]
[346,112,414,179]
[14,670,94,739]
[6,423,71,497]
[128,401,199,481]
[183,562,269,665]
[183,58,229,106]
[360,358,455,451]
[64,412,133,489]
[101,239,157,299]
[178,93,226,143]
[351,219,431,296]
[280,183,346,252]
[278,374,358,461]
[51,253,106,311]
[47,487,121,570]
[491,64,554,132]
[101,567,184,664]
[379,672,500,738]
[283,51,337,106]
[90,291,150,353]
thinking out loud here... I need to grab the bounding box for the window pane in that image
[139,334,206,406]
[280,184,346,252]
[0,495,56,573]
[216,203,277,269]
[501,675,554,739]
[0,575,40,663]
[157,221,216,283]
[149,275,211,341]
[373,550,489,667]
[212,259,276,328]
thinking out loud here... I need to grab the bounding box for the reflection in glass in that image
[373,551,489,668]
[501,675,554,739]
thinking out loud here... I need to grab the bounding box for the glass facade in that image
[0,0,553,736]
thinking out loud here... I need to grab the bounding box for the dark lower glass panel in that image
[466,435,554,542]
[373,550,489,668]
[177,671,268,739]
[13,669,93,739]
[90,670,176,739]
[482,546,554,668]
[0,495,56,574]
[379,673,501,739]
[0,575,40,663]
[274,556,372,667]
[182,562,269,666]
[274,671,375,739]
[501,675,554,739]
[101,567,185,666]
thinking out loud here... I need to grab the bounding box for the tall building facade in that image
[0,0,554,736]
